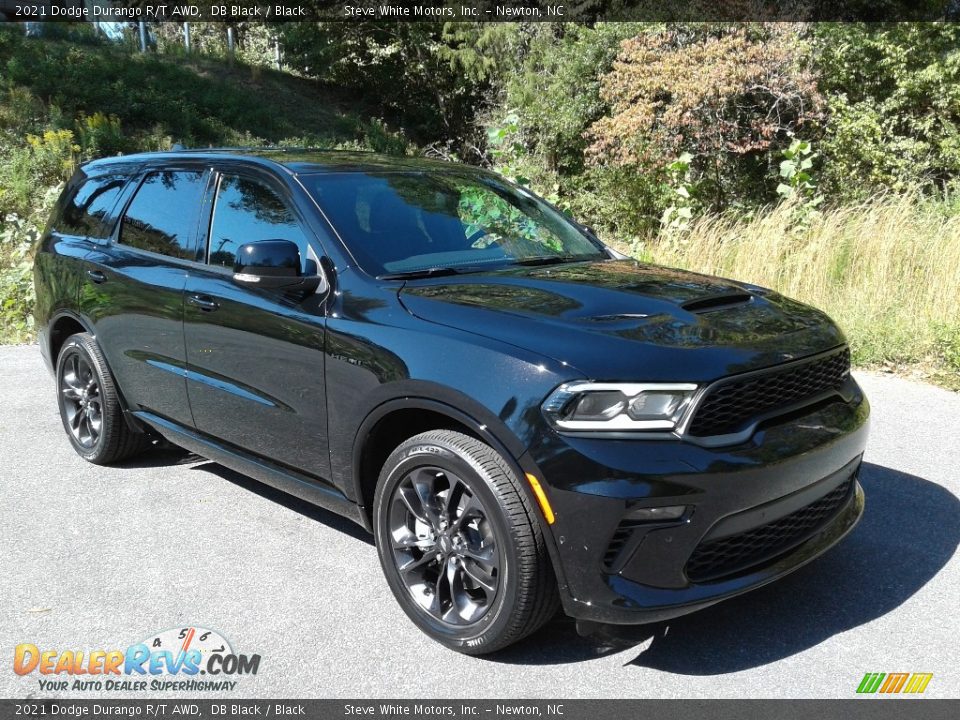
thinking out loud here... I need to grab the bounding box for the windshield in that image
[301,171,606,277]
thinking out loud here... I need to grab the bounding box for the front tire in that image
[56,333,147,465]
[373,430,559,654]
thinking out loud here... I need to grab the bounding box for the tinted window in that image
[302,172,603,276]
[57,171,127,238]
[120,171,205,259]
[207,174,314,272]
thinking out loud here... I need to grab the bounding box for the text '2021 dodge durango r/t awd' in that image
[34,149,868,654]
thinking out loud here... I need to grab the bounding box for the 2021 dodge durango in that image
[34,149,869,654]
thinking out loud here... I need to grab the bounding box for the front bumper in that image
[525,382,870,625]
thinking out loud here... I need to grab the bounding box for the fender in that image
[350,393,570,595]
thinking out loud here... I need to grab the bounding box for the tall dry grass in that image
[631,195,960,384]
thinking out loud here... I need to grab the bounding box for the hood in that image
[398,259,845,382]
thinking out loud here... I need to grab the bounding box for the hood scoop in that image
[682,292,754,314]
[586,312,651,322]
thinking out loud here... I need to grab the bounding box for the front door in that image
[183,169,331,481]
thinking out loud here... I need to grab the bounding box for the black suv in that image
[34,150,869,654]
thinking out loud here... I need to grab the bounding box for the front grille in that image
[685,478,854,583]
[687,348,850,437]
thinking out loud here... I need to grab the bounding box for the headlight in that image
[542,382,698,432]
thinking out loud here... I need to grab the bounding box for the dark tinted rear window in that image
[56,171,128,238]
[120,170,206,260]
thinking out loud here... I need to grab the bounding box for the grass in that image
[0,27,407,150]
[620,196,960,390]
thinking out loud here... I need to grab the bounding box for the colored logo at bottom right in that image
[857,673,933,695]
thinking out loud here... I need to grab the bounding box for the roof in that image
[83,148,475,176]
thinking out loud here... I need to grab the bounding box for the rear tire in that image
[373,430,559,654]
[56,333,147,465]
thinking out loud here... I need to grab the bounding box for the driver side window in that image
[207,174,315,273]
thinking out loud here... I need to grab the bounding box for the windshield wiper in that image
[378,267,465,280]
[511,255,581,267]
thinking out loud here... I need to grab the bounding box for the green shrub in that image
[76,111,126,158]
[0,213,39,344]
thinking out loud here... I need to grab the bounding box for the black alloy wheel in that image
[60,350,102,449]
[56,333,147,464]
[387,465,501,626]
[374,430,559,654]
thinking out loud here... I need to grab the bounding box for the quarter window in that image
[207,174,314,272]
[57,171,128,238]
[119,170,205,259]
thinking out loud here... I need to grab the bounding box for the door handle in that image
[187,294,220,312]
[86,270,107,284]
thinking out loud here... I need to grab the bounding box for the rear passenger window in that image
[57,171,127,238]
[120,170,205,259]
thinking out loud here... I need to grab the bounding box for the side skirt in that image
[133,411,370,531]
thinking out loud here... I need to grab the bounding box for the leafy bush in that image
[588,25,822,213]
[25,129,79,184]
[76,112,126,158]
[0,213,40,343]
[814,24,960,198]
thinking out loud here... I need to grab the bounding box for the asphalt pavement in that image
[1,345,958,698]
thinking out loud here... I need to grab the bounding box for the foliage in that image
[588,25,822,213]
[0,26,397,150]
[75,112,126,158]
[3,21,960,390]
[0,212,41,343]
[660,152,698,231]
[813,24,960,199]
[277,23,484,146]
[497,23,644,174]
[26,129,80,184]
[777,138,819,201]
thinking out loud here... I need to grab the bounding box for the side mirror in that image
[233,239,324,293]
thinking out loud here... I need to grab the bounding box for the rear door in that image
[81,166,210,428]
[182,167,332,481]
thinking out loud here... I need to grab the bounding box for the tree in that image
[587,24,822,211]
[813,23,960,197]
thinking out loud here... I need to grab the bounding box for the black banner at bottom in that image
[0,700,957,720]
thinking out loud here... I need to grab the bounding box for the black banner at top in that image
[2,0,959,22]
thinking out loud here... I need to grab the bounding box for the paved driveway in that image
[1,346,957,698]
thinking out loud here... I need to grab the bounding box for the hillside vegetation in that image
[0,26,411,342]
[1,23,958,389]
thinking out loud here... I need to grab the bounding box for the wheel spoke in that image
[461,545,497,567]
[393,537,433,551]
[396,484,429,525]
[460,557,497,594]
[441,559,466,624]
[398,552,436,575]
[442,478,466,524]
[432,559,450,615]
[450,493,483,532]
[411,469,443,528]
